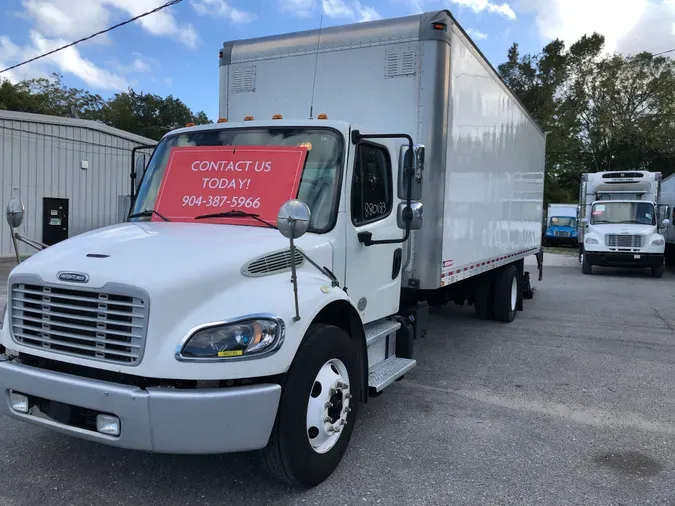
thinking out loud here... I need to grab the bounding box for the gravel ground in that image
[1,256,675,505]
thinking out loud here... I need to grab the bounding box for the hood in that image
[11,222,334,296]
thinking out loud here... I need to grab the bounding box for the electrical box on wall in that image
[81,160,89,170]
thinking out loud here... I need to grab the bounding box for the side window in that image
[351,143,393,226]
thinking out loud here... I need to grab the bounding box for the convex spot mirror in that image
[397,202,423,231]
[6,198,25,229]
[277,199,311,239]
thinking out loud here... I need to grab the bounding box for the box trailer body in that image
[659,173,675,265]
[219,10,546,292]
[543,203,577,246]
[578,170,669,275]
[0,10,545,488]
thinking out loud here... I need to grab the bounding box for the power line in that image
[0,0,183,75]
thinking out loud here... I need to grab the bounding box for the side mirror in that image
[663,219,671,226]
[581,217,589,224]
[277,199,311,239]
[397,201,423,231]
[6,198,25,229]
[398,144,425,201]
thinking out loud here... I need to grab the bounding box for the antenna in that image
[309,14,323,120]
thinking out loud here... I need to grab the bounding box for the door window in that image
[351,143,393,226]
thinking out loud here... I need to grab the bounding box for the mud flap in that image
[522,271,535,300]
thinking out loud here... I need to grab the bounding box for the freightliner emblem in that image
[57,272,90,283]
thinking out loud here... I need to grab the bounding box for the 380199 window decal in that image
[351,143,393,226]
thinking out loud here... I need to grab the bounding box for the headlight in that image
[177,317,284,360]
[0,303,6,330]
[585,237,599,244]
[652,238,665,246]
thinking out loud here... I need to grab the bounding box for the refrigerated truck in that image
[543,203,577,246]
[578,170,670,276]
[0,10,545,488]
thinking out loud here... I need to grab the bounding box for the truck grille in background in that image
[554,231,571,237]
[10,283,148,365]
[605,234,643,248]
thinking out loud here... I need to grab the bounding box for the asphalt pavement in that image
[1,256,675,505]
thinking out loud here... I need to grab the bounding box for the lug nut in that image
[330,388,336,395]
[324,416,331,423]
[327,427,335,433]
[325,402,333,408]
[344,406,352,413]
[341,419,347,426]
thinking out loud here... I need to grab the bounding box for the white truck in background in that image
[543,203,578,247]
[0,10,545,488]
[578,170,670,277]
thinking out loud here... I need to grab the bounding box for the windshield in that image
[131,127,344,233]
[591,202,655,225]
[550,217,576,227]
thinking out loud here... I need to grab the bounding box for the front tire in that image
[261,324,361,488]
[582,254,592,275]
[493,265,518,323]
[651,265,665,278]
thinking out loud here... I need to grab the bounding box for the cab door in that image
[344,138,404,324]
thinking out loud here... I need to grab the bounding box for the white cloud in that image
[191,0,256,23]
[280,0,380,21]
[515,0,655,54]
[111,52,159,74]
[451,0,516,20]
[0,31,129,90]
[279,0,316,17]
[467,28,488,40]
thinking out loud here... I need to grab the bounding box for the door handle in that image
[392,248,402,279]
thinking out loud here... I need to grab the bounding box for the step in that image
[368,357,417,392]
[365,319,401,347]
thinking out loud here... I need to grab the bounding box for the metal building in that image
[0,110,156,259]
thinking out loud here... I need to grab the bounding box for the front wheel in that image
[651,265,665,278]
[582,254,592,275]
[261,324,361,488]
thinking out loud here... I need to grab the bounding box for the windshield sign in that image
[550,217,576,227]
[152,145,307,226]
[131,127,344,233]
[591,202,655,225]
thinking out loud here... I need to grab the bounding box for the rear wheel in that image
[261,324,360,488]
[493,265,518,323]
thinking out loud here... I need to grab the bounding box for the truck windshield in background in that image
[550,217,576,227]
[591,202,656,226]
[131,127,344,232]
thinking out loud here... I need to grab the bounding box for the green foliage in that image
[0,73,211,140]
[498,35,675,207]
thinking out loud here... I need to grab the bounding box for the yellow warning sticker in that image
[218,350,243,357]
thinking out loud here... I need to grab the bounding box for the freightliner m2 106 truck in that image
[0,11,545,487]
[543,203,577,247]
[578,170,670,277]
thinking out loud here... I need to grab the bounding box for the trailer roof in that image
[0,109,156,145]
[219,9,545,136]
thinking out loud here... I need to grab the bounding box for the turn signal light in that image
[185,122,196,127]
[217,118,228,123]
[272,114,283,119]
[317,113,328,119]
[244,116,254,121]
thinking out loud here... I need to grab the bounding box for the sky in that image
[0,0,674,120]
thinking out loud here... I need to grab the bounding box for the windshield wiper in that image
[194,210,277,229]
[128,209,171,222]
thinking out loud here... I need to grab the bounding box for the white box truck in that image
[578,170,670,276]
[543,203,578,247]
[0,10,545,488]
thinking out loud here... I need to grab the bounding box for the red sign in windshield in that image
[152,145,308,226]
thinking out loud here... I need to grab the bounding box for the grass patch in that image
[544,246,578,257]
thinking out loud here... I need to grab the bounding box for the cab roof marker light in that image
[185,122,196,127]
[272,114,283,119]
[217,118,228,123]
[317,113,328,119]
[244,116,254,121]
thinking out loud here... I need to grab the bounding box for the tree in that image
[500,34,675,206]
[0,73,211,140]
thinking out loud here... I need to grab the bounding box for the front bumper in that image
[585,251,664,268]
[0,360,281,454]
[545,234,577,245]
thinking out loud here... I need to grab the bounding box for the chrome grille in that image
[554,230,571,237]
[605,234,643,248]
[10,282,148,365]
